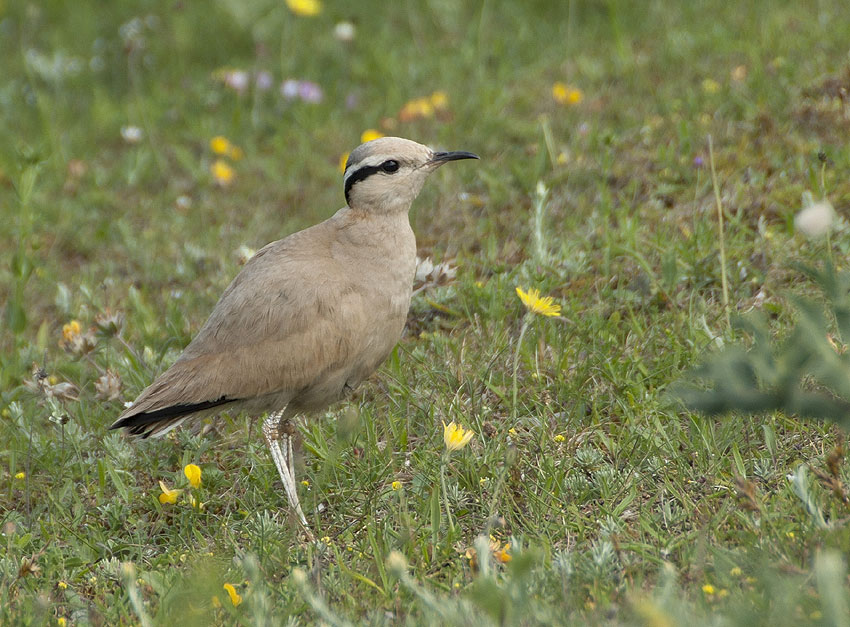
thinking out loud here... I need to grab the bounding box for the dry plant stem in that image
[708,135,730,330]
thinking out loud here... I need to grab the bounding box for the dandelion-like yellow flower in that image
[301,479,310,487]
[223,583,242,606]
[702,584,715,595]
[430,90,449,110]
[339,152,350,173]
[158,481,182,505]
[286,0,321,16]
[552,82,583,105]
[391,480,402,491]
[210,136,231,155]
[211,160,235,186]
[516,287,561,317]
[360,129,384,143]
[399,97,434,122]
[183,463,202,488]
[15,472,25,480]
[62,320,81,343]
[443,421,474,452]
[57,618,67,627]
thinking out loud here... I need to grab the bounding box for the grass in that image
[2,0,850,624]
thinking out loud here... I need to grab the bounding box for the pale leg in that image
[262,411,314,541]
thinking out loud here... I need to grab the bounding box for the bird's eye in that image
[381,160,400,173]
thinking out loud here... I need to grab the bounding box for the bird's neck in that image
[331,206,416,270]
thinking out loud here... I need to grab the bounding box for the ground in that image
[2,0,850,624]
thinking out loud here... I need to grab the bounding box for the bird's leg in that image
[262,411,314,541]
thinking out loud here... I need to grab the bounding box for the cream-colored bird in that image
[111,136,478,538]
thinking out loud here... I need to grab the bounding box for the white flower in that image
[234,245,256,265]
[334,21,356,42]
[414,257,435,282]
[795,199,835,238]
[120,125,143,143]
[280,79,300,100]
[224,70,249,93]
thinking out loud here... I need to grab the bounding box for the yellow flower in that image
[516,287,561,317]
[189,495,205,510]
[211,160,235,186]
[183,463,202,488]
[717,589,729,599]
[158,481,182,505]
[443,421,474,452]
[554,434,565,443]
[360,129,384,143]
[702,78,720,94]
[228,146,243,161]
[286,0,321,16]
[223,583,242,606]
[321,535,331,544]
[702,584,715,595]
[730,567,742,577]
[552,82,583,105]
[301,479,310,487]
[57,581,68,589]
[430,91,449,110]
[493,542,512,564]
[339,152,350,173]
[391,480,402,491]
[399,97,434,122]
[57,619,67,627]
[210,136,231,155]
[62,320,81,343]
[212,595,222,608]
[14,472,25,480]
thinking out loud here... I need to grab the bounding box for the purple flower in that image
[693,156,705,168]
[298,81,323,104]
[345,91,359,110]
[255,70,273,91]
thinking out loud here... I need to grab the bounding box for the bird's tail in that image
[110,398,231,438]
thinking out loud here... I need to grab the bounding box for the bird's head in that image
[343,137,478,213]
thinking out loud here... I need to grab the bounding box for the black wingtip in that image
[111,397,232,436]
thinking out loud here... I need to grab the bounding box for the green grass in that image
[3,0,850,624]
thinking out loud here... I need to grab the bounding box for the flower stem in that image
[512,316,531,422]
[708,135,730,330]
[440,453,455,535]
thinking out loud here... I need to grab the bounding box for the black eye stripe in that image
[343,161,402,204]
[344,165,381,204]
